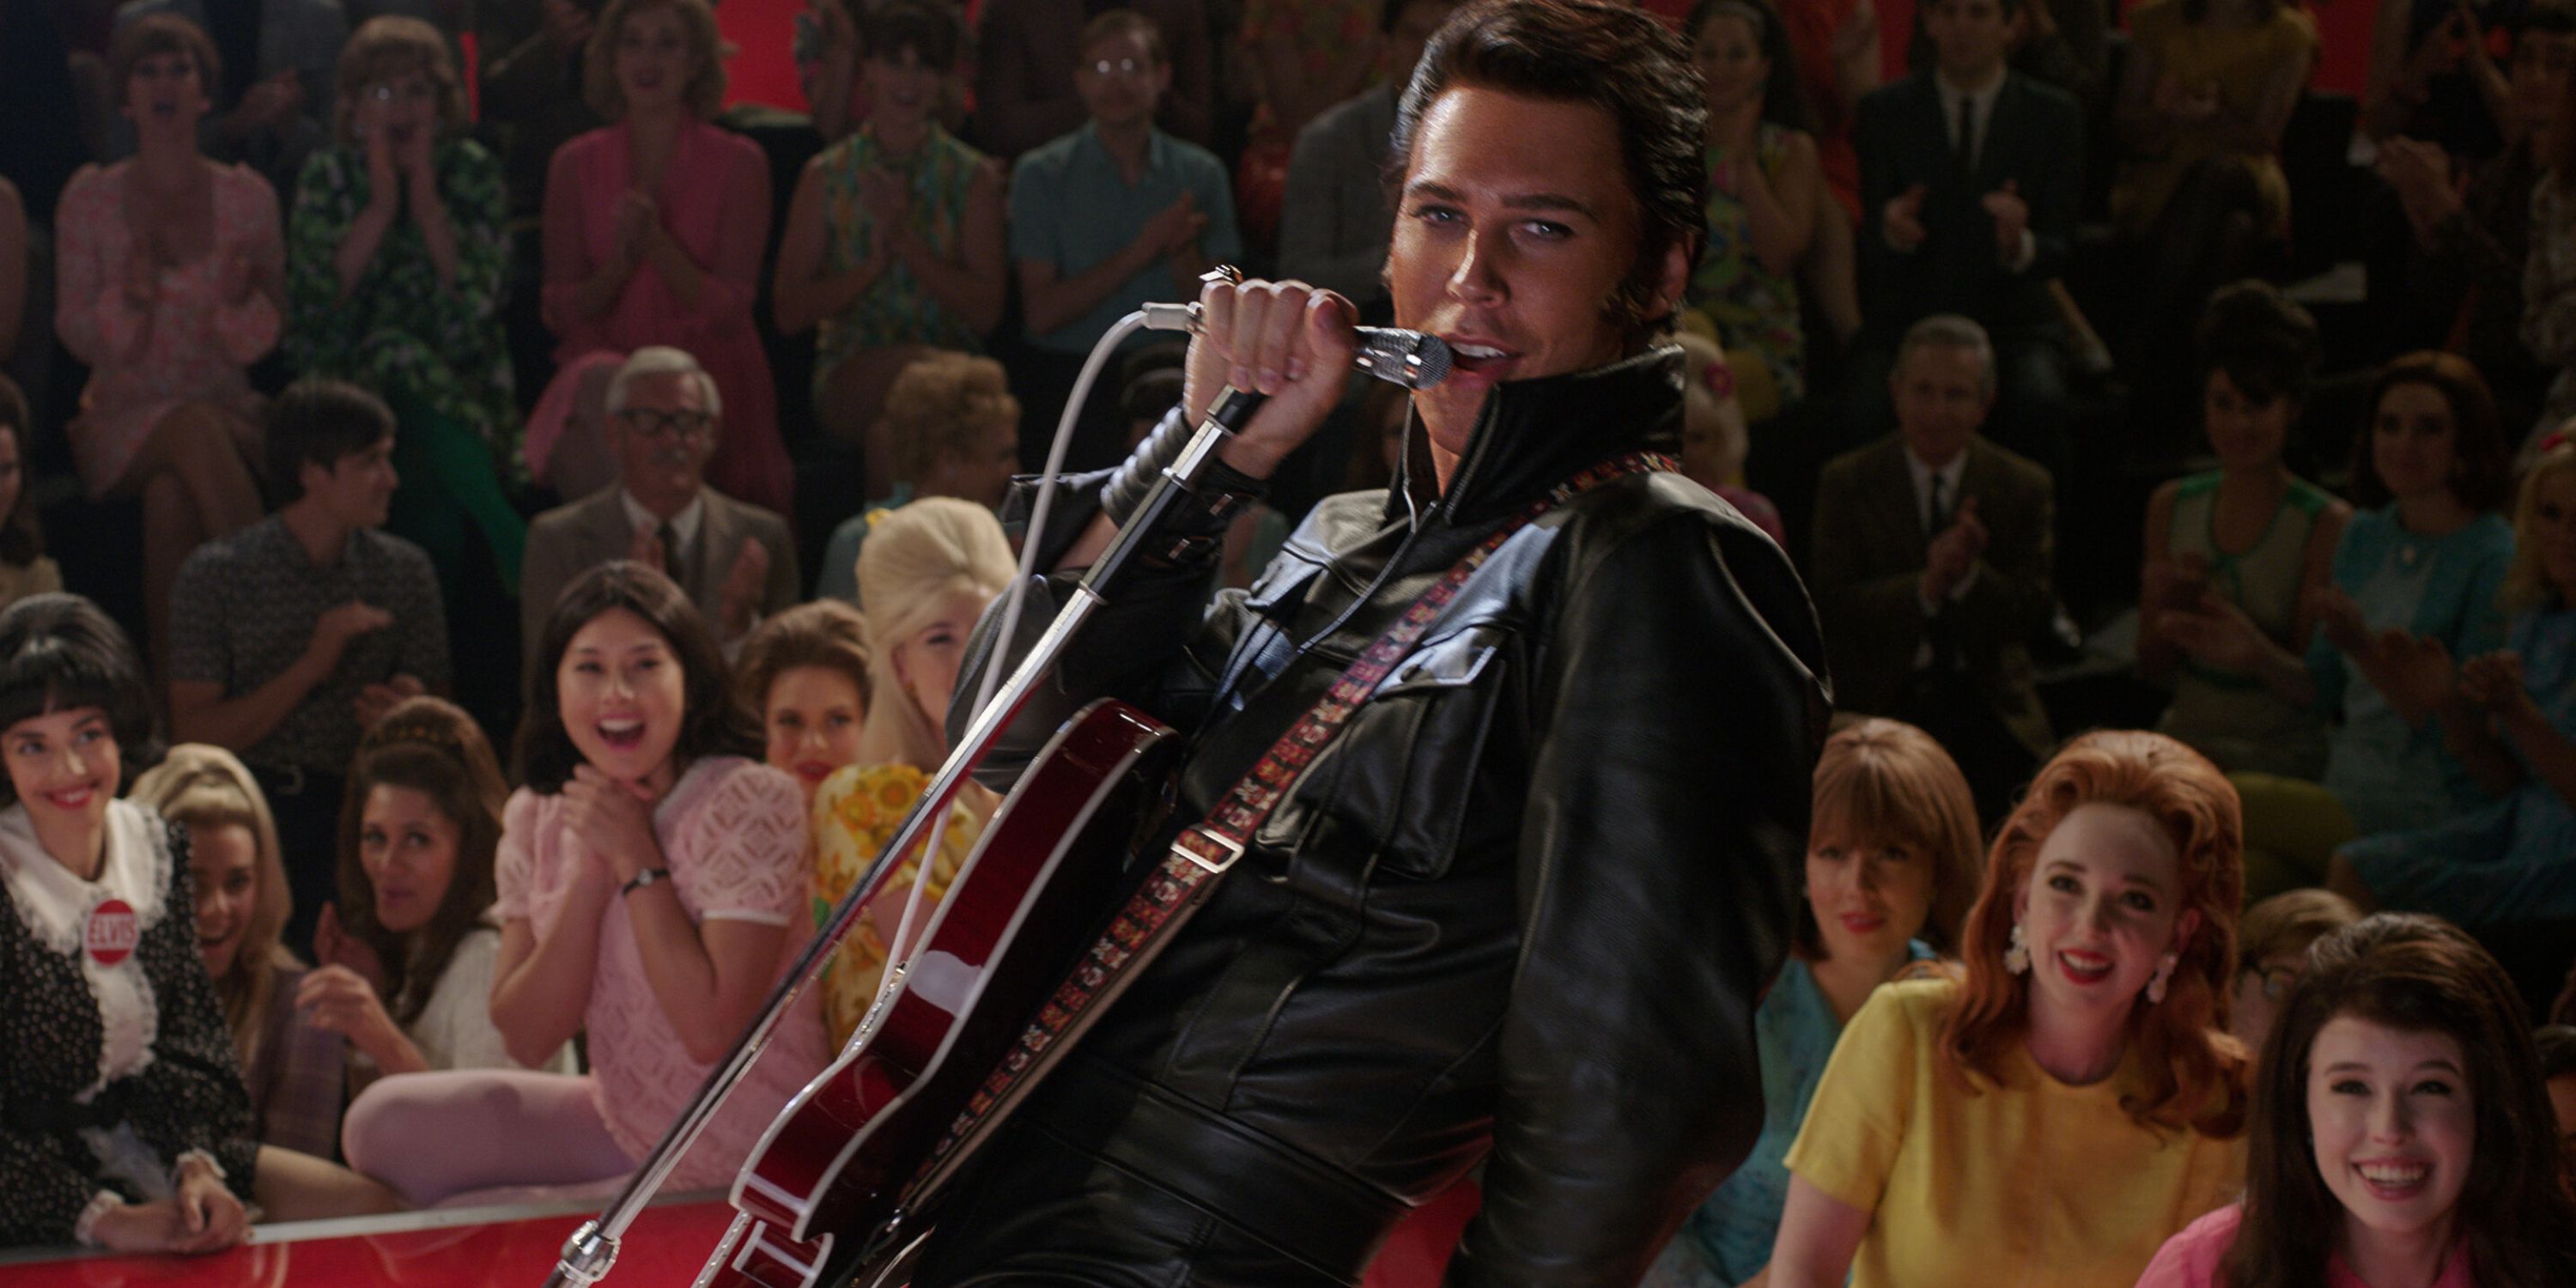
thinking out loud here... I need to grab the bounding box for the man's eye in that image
[1521,220,1573,240]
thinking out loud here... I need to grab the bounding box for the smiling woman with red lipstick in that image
[1770,729,2250,1288]
[2137,914,2576,1288]
[734,600,873,807]
[336,563,827,1208]
[0,596,397,1254]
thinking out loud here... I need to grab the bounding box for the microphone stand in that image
[539,328,1258,1288]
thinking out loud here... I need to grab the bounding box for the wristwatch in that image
[622,866,672,896]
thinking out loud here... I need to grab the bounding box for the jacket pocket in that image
[1321,619,1514,883]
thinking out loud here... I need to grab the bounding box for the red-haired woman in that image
[1766,730,2251,1288]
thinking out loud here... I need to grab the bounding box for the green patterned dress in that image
[813,123,988,394]
[1686,125,1806,407]
[285,136,525,592]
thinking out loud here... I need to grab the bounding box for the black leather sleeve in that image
[951,407,1265,791]
[1448,507,1828,1288]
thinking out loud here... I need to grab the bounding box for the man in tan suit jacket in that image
[1813,315,2054,817]
[520,348,801,679]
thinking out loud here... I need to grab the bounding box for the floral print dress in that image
[809,762,985,1050]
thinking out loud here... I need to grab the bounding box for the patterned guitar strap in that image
[910,448,1676,1193]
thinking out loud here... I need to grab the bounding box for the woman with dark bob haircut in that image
[0,595,396,1253]
[2137,914,2576,1288]
[337,562,827,1207]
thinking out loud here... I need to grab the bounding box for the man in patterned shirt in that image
[170,380,449,958]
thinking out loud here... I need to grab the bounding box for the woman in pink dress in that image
[337,562,829,1206]
[55,15,275,677]
[538,0,791,519]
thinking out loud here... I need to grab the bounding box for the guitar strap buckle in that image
[1170,829,1245,875]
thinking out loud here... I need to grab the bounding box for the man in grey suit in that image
[520,347,800,679]
[1813,314,2055,820]
[1275,0,1461,318]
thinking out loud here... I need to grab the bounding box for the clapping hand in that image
[1922,496,1986,603]
[611,189,659,271]
[1983,179,2028,262]
[2158,591,2274,674]
[312,902,386,992]
[309,600,395,668]
[717,541,770,640]
[562,763,664,888]
[2459,650,2537,721]
[365,112,404,210]
[857,167,911,234]
[354,672,427,730]
[216,247,257,305]
[1141,191,1206,259]
[124,228,161,304]
[1883,183,1929,252]
[2308,585,2371,658]
[2369,629,2458,726]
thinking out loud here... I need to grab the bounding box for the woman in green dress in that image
[286,15,524,602]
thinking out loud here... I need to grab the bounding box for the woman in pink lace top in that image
[339,562,828,1206]
[537,0,792,519]
[55,15,275,676]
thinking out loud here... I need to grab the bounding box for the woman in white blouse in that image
[306,696,577,1081]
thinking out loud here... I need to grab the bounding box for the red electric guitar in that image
[694,699,1182,1288]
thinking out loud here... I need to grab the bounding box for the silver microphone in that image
[1139,301,1454,390]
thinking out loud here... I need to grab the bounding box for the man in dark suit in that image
[1846,0,2083,471]
[1814,315,2054,819]
[520,347,800,678]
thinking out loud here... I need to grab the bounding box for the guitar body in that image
[699,700,1182,1288]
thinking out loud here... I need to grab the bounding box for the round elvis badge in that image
[85,898,140,968]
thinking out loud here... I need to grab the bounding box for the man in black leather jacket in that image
[908,3,1832,1284]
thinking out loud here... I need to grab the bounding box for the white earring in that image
[2146,951,2178,1005]
[2004,923,2030,975]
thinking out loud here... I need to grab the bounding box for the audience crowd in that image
[6,0,2576,1281]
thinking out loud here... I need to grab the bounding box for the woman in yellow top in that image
[1767,730,2252,1288]
[810,497,1012,1048]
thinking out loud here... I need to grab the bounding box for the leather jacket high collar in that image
[1388,345,1689,531]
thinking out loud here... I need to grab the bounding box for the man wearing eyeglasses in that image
[1005,8,1242,471]
[519,346,800,681]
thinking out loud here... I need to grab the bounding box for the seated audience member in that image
[1230,0,1379,248]
[285,15,523,606]
[539,0,793,521]
[113,0,346,197]
[2538,1023,2576,1183]
[1277,0,1461,317]
[2111,0,2318,412]
[773,2,1005,486]
[2227,888,2362,1063]
[1680,0,1824,425]
[1645,718,1981,1288]
[1905,0,2116,117]
[2140,283,2350,791]
[2379,4,2571,437]
[1811,314,2055,822]
[2331,437,2576,927]
[1768,730,2249,1288]
[521,347,800,679]
[474,0,607,219]
[1673,330,1787,550]
[310,696,575,1083]
[130,744,344,1161]
[2364,0,2518,155]
[169,380,451,958]
[811,497,1009,1048]
[2523,56,2576,449]
[1850,0,2085,473]
[340,562,829,1207]
[1006,9,1242,471]
[2232,354,2517,897]
[972,0,1212,159]
[733,599,872,806]
[2136,914,2576,1288]
[0,375,64,611]
[0,595,397,1253]
[814,350,1021,604]
[58,14,277,678]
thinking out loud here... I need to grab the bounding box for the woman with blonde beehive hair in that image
[808,496,1012,1047]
